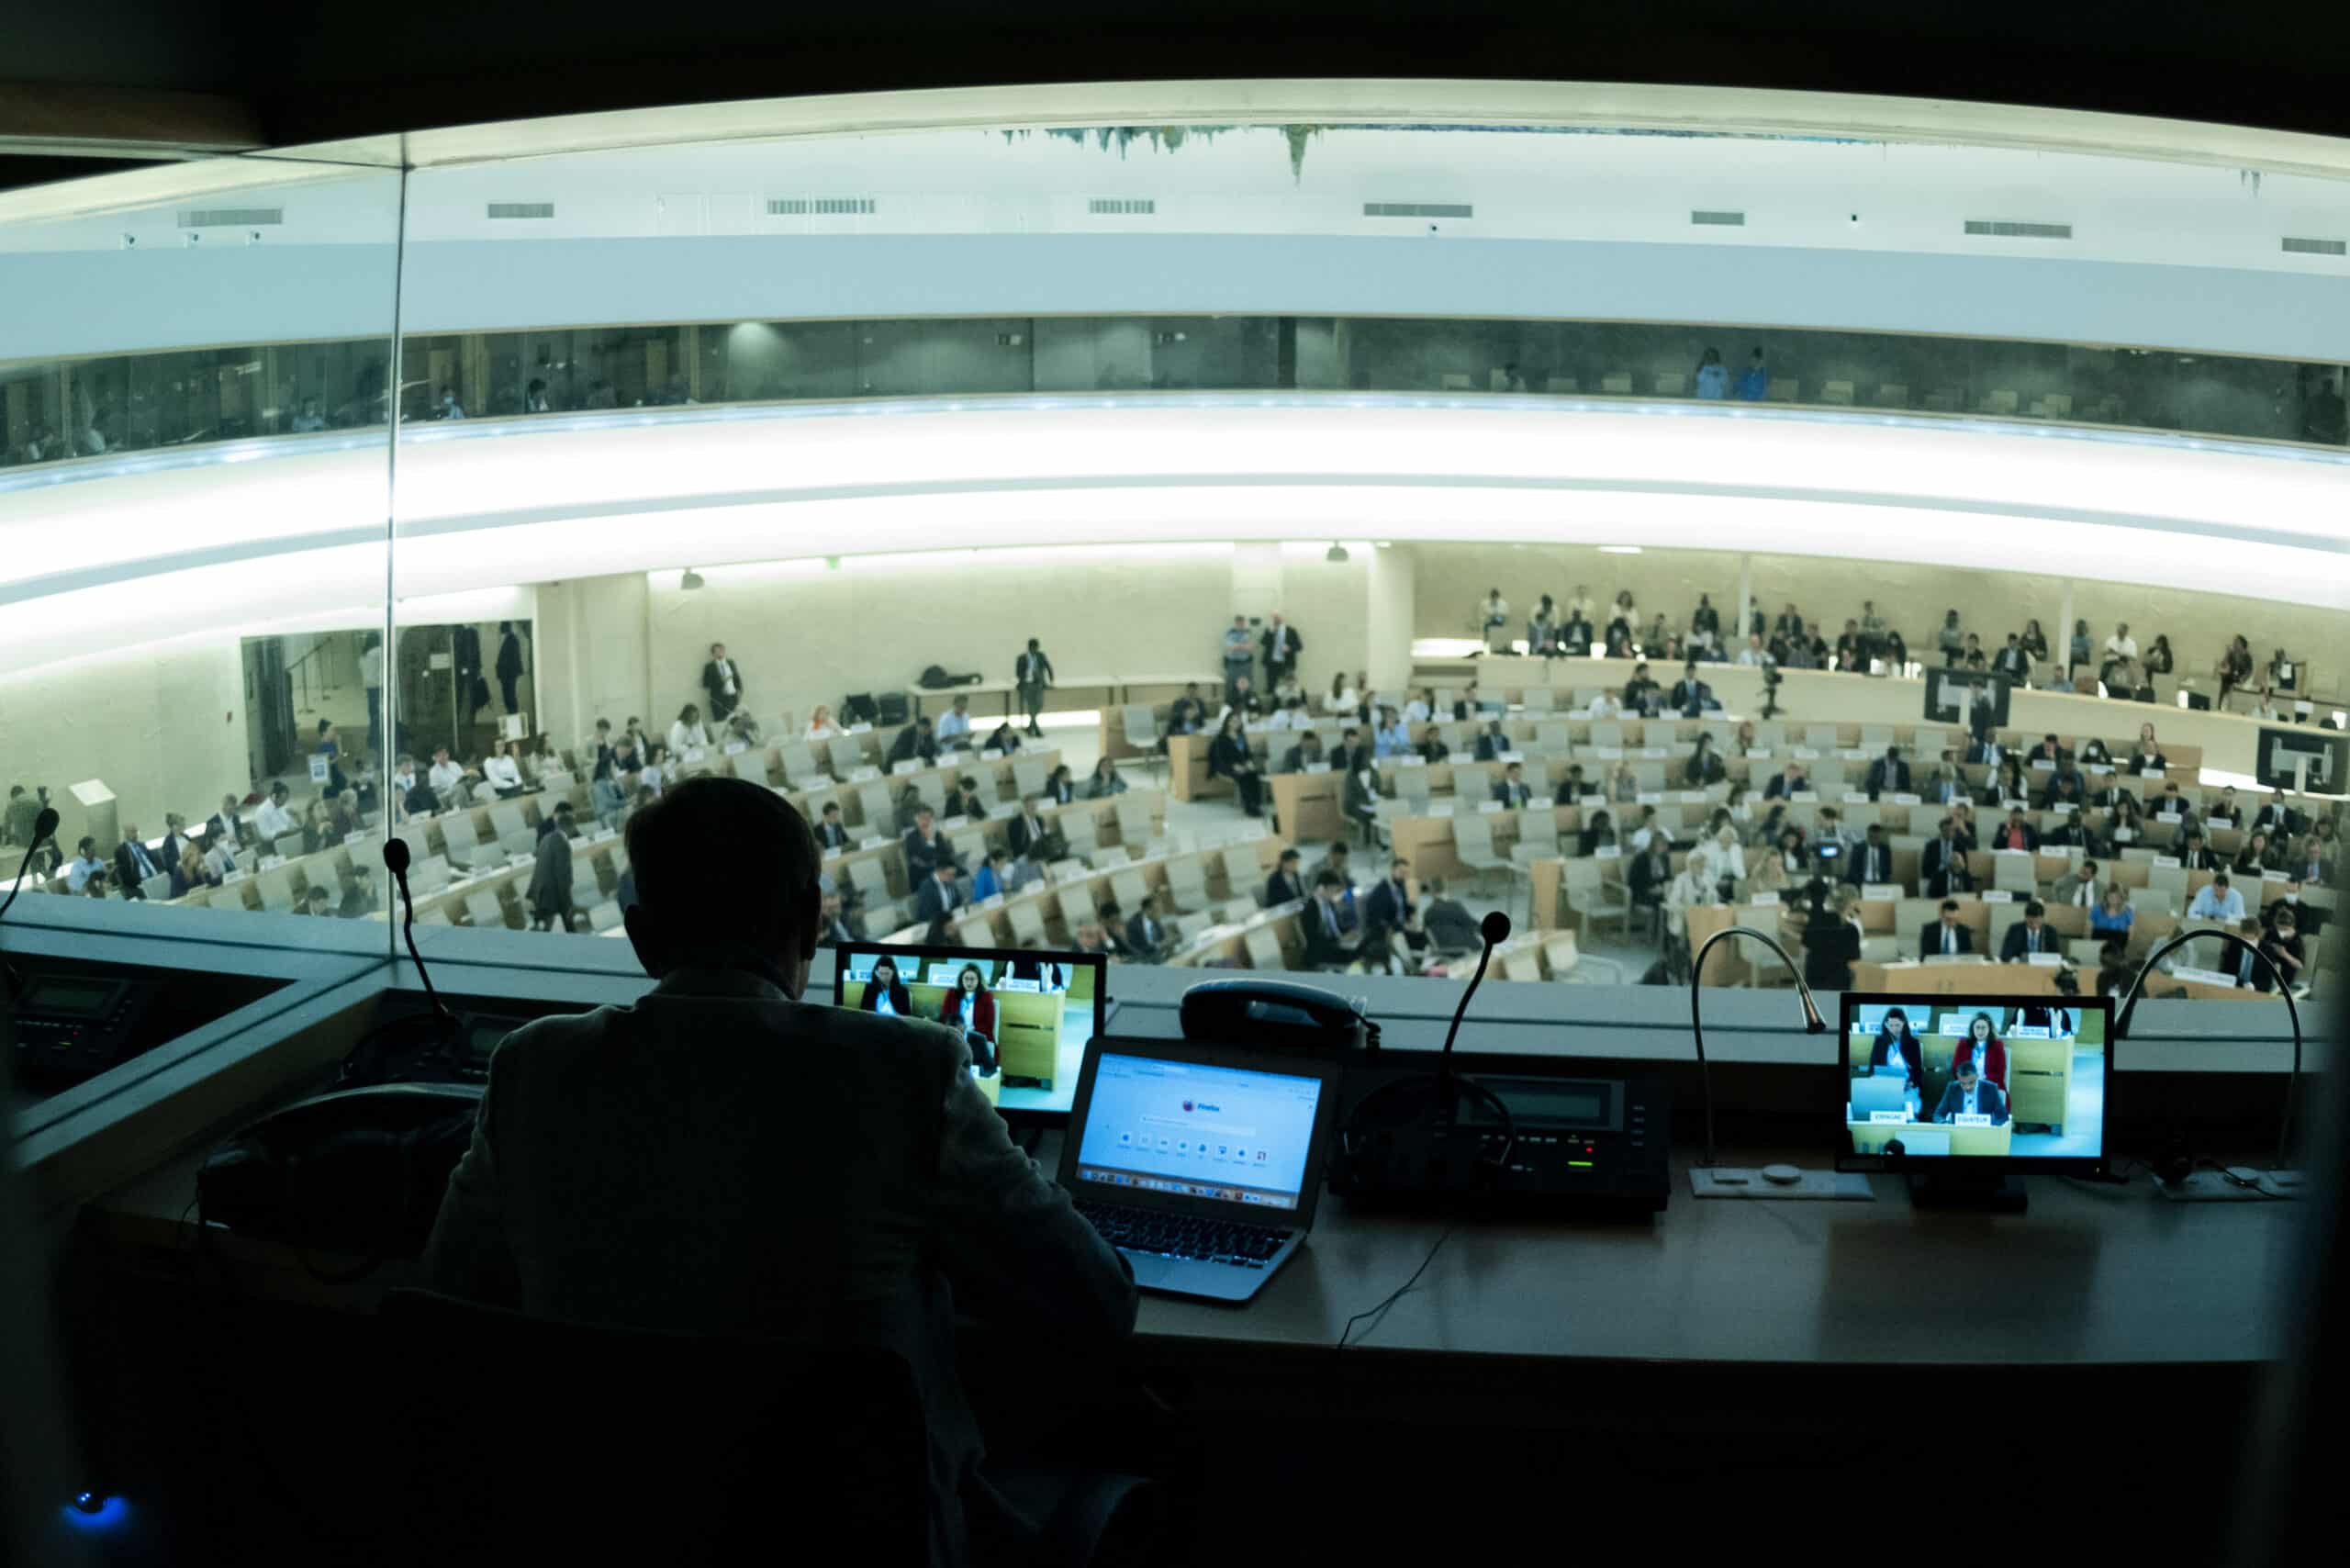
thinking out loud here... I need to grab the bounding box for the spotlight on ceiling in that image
[680,568,705,589]
[1326,543,1350,563]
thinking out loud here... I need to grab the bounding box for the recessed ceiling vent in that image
[1964,219,2072,240]
[1690,209,1745,226]
[1088,198,1156,215]
[1364,202,1472,218]
[178,207,282,228]
[767,197,877,215]
[487,202,554,219]
[2282,236,2346,255]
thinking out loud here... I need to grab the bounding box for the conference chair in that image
[1535,721,1574,754]
[1522,688,1555,713]
[377,1287,1163,1568]
[1217,846,1260,897]
[140,872,172,901]
[440,813,487,870]
[1007,897,1050,947]
[1013,758,1049,800]
[1803,724,1839,750]
[956,914,998,946]
[464,890,510,930]
[1860,725,1894,749]
[2147,863,2188,909]
[857,783,897,837]
[1450,815,1516,902]
[1560,858,1631,943]
[2130,886,2177,919]
[1590,721,1625,748]
[1060,813,1101,863]
[1513,810,1561,865]
[1046,858,1088,883]
[2067,937,2108,966]
[569,866,604,913]
[1104,869,1147,914]
[1122,705,1165,781]
[1057,882,1099,930]
[779,742,822,785]
[847,857,903,928]
[274,832,306,861]
[1451,763,1490,801]
[1541,932,1581,979]
[1164,857,1211,914]
[411,855,453,895]
[1987,902,2026,956]
[588,902,624,934]
[488,802,532,858]
[1752,722,1789,749]
[1173,912,1214,944]
[1394,768,1433,813]
[1503,950,1542,983]
[1993,853,2040,895]
[948,827,988,868]
[1113,795,1153,847]
[827,735,866,777]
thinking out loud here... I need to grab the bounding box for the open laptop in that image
[1059,1036,1341,1304]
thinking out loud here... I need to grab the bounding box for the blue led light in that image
[62,1493,129,1531]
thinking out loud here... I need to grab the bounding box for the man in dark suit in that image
[914,862,963,939]
[1762,762,1810,801]
[1493,763,1533,809]
[815,890,861,948]
[901,807,952,882]
[1667,659,1712,717]
[207,792,252,853]
[815,801,852,852]
[421,777,1136,1566]
[1991,634,2031,683]
[1123,892,1167,962]
[2026,734,2070,769]
[1991,807,2039,853]
[1014,638,1056,738]
[698,641,742,722]
[887,718,938,768]
[1846,823,1893,887]
[1922,819,1972,900]
[2177,827,2218,872]
[528,801,580,931]
[1279,731,1326,775]
[1964,735,2004,768]
[2000,900,2054,961]
[1932,1059,2010,1125]
[1007,797,1053,862]
[2250,796,2305,840]
[1472,721,1509,763]
[1166,682,1207,738]
[496,622,530,714]
[1259,614,1302,689]
[111,823,164,899]
[1264,847,1306,907]
[1364,857,1413,932]
[1303,871,1359,969]
[1621,662,1662,716]
[1863,745,1912,800]
[1920,899,1975,958]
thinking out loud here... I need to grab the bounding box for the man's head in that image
[1954,1058,1981,1091]
[2274,902,2299,938]
[1684,657,1698,678]
[1233,615,1247,629]
[932,862,956,886]
[2213,871,2232,892]
[1280,847,1302,875]
[1327,840,1351,868]
[1505,762,1522,780]
[1940,899,1961,927]
[1633,662,1650,679]
[1315,869,1344,902]
[952,694,968,713]
[270,783,289,804]
[915,716,934,734]
[553,801,576,834]
[1299,731,1322,754]
[1391,857,1410,882]
[305,886,331,913]
[2024,900,2046,929]
[622,778,821,992]
[2009,806,2027,824]
[76,836,95,858]
[1865,823,1885,844]
[1021,793,1041,818]
[2116,622,2129,637]
[1182,681,1199,698]
[1884,745,1901,762]
[2077,859,2099,882]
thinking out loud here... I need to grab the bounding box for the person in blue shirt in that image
[1734,347,1769,400]
[1694,347,1728,398]
[972,847,1016,902]
[934,694,973,750]
[1373,706,1411,758]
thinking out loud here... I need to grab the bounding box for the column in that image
[2058,578,2076,682]
[1365,544,1417,692]
[1736,554,1753,650]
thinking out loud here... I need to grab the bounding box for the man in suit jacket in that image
[497,622,529,714]
[1279,731,1326,775]
[1014,638,1056,737]
[422,778,1135,1567]
[1364,857,1413,932]
[815,802,852,852]
[2176,829,2217,871]
[111,823,164,899]
[1762,762,1809,801]
[887,718,938,768]
[901,807,951,882]
[1472,722,1509,763]
[1991,635,2031,683]
[914,863,963,938]
[2000,900,2054,961]
[1492,763,1533,809]
[1667,661,1712,716]
[1302,873,1358,969]
[1932,1062,2010,1125]
[1964,736,2004,768]
[1007,798,1053,862]
[1921,821,1972,900]
[2250,798,2304,840]
[2026,734,2071,769]
[1863,746,1912,800]
[1123,893,1167,962]
[528,802,578,931]
[1919,899,1975,958]
[1845,824,1893,887]
[1265,848,1306,907]
[1259,614,1302,689]
[699,642,743,722]
[1166,682,1207,738]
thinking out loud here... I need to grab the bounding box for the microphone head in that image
[383,838,410,874]
[1479,911,1512,946]
[31,807,58,842]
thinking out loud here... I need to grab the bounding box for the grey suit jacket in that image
[420,968,1137,1568]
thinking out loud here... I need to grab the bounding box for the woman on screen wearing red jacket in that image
[1953,1011,2009,1093]
[936,963,998,1038]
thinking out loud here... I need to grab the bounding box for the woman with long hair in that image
[667,702,711,758]
[937,963,998,1045]
[1577,808,1617,857]
[1207,712,1264,818]
[1953,1011,2008,1092]
[1084,756,1127,798]
[857,957,912,1016]
[1867,1006,1928,1103]
[804,703,842,741]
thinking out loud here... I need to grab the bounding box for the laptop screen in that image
[832,943,1104,1118]
[1072,1052,1326,1210]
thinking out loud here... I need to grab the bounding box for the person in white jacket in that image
[1693,824,1747,889]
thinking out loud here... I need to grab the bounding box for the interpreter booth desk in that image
[17,896,2305,1375]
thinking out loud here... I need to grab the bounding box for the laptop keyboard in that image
[1075,1200,1291,1269]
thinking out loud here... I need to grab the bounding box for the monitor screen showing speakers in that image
[832,942,1105,1122]
[1922,667,2012,731]
[1835,993,2109,1175]
[2255,725,2344,795]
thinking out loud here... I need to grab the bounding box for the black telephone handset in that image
[1177,979,1374,1062]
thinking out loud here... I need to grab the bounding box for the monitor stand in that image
[1908,1170,2027,1213]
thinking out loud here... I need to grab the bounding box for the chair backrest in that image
[948,828,987,867]
[1123,704,1158,745]
[465,890,508,928]
[1007,897,1049,945]
[1057,882,1099,926]
[1590,721,1624,748]
[1993,853,2039,892]
[1536,721,1574,754]
[955,914,998,946]
[1521,688,1555,712]
[1453,815,1495,856]
[847,857,890,896]
[1013,758,1048,798]
[856,784,895,835]
[1541,934,1579,974]
[1244,924,1284,969]
[827,735,866,775]
[140,871,173,901]
[588,901,624,933]
[1451,763,1489,800]
[1168,857,1210,902]
[376,1287,929,1565]
[1518,810,1559,850]
[780,742,822,782]
[1219,896,1257,924]
[1114,796,1153,843]
[2130,885,2177,917]
[1397,769,1432,805]
[442,814,483,854]
[488,801,528,841]
[1111,868,1150,910]
[1503,950,1542,982]
[1220,845,1259,889]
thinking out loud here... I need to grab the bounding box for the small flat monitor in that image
[1836,993,2109,1175]
[832,942,1106,1123]
[1923,667,2011,733]
[2255,725,2344,794]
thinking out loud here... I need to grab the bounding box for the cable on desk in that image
[1336,1221,1457,1350]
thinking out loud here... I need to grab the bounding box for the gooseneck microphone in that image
[2115,928,2303,1180]
[1339,908,1519,1190]
[1686,924,1827,1170]
[383,838,453,1027]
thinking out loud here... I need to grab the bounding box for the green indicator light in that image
[1568,1159,1595,1168]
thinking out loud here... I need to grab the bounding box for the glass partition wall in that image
[4,117,2344,1008]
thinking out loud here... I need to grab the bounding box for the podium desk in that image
[1270,769,1344,844]
[1846,1118,2014,1156]
[1167,734,1225,801]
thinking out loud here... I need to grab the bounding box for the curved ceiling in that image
[3,395,2344,679]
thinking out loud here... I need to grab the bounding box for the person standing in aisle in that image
[1259,612,1303,693]
[700,641,743,722]
[361,631,386,759]
[496,622,528,717]
[1221,616,1255,704]
[1014,637,1055,738]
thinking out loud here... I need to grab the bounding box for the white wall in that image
[0,638,249,853]
[533,576,652,745]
